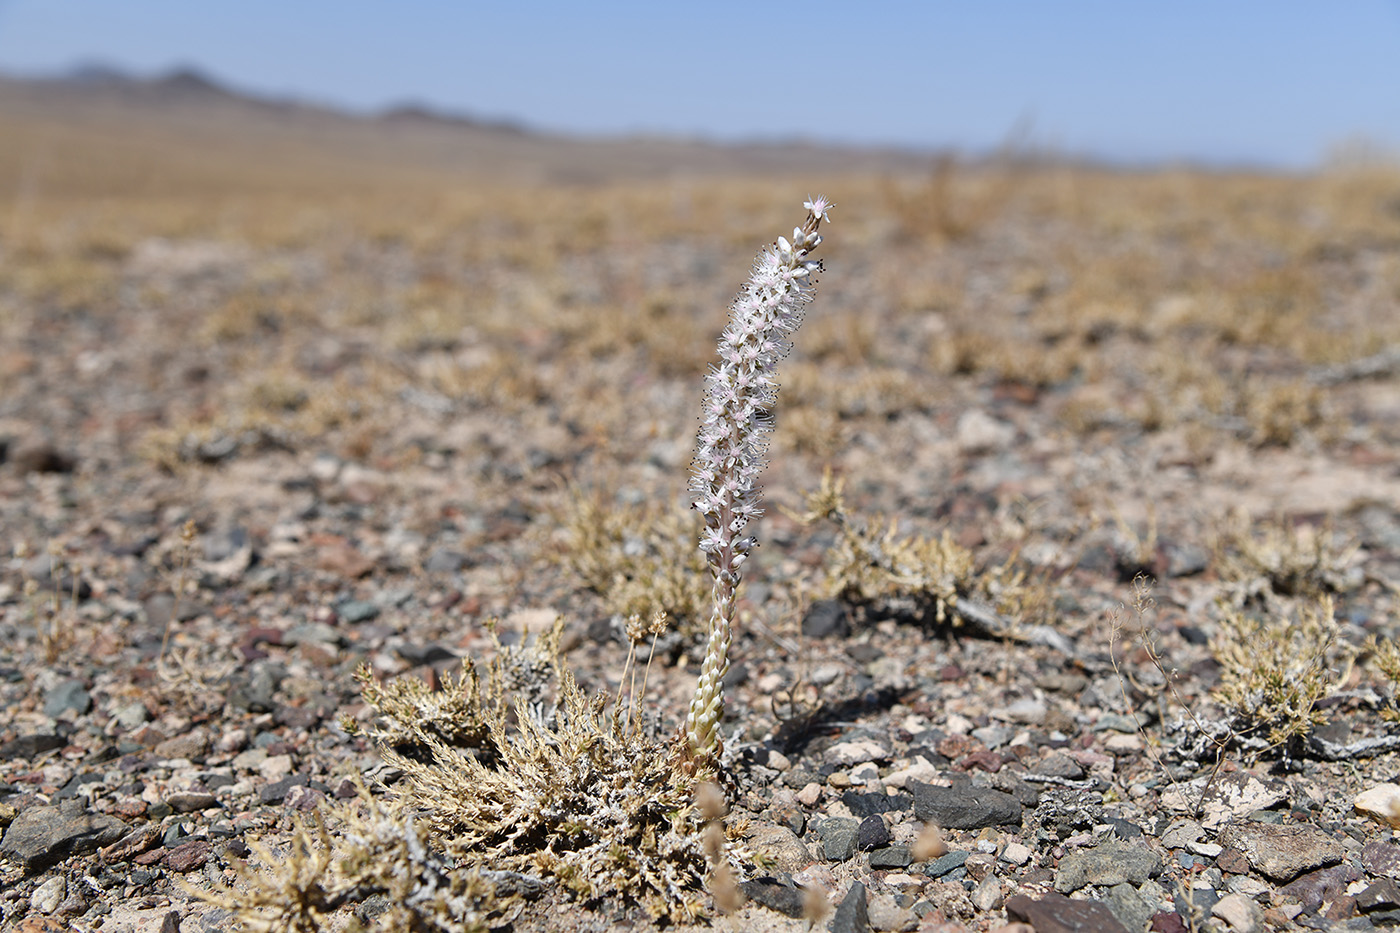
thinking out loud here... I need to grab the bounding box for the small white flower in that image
[803,194,834,223]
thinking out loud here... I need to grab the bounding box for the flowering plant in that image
[682,196,833,770]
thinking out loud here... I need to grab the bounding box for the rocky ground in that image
[2,163,1400,933]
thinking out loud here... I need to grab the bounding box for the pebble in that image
[857,815,890,850]
[1103,882,1155,933]
[924,850,970,877]
[796,782,823,806]
[826,739,890,766]
[29,875,65,914]
[1001,841,1032,865]
[167,791,219,813]
[336,599,380,624]
[1211,893,1265,933]
[1217,822,1344,882]
[973,874,1004,911]
[1354,783,1400,828]
[866,891,914,932]
[801,599,850,639]
[166,839,211,872]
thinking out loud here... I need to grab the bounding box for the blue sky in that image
[0,1,1397,169]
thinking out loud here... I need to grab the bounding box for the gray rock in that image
[1104,882,1155,933]
[911,781,1022,830]
[1357,879,1400,913]
[923,850,970,877]
[30,874,65,913]
[1054,839,1163,893]
[1218,822,1344,882]
[802,599,850,639]
[0,800,128,872]
[336,599,380,623]
[740,879,806,918]
[43,678,92,717]
[842,790,912,818]
[820,817,860,862]
[830,880,869,933]
[1032,752,1086,780]
[869,845,912,869]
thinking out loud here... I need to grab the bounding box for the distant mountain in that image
[0,64,936,191]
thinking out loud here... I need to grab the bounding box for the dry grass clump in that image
[796,470,1048,633]
[347,619,725,923]
[1212,596,1355,751]
[1214,514,1361,607]
[195,789,507,933]
[1365,634,1400,723]
[555,488,711,633]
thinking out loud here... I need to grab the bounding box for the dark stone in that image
[258,773,311,805]
[1172,887,1219,919]
[802,599,849,639]
[166,839,211,872]
[0,801,128,872]
[1032,752,1086,780]
[1105,816,1143,840]
[1281,864,1362,912]
[869,845,912,869]
[1054,839,1163,893]
[0,733,66,760]
[1150,910,1189,933]
[12,441,76,474]
[923,850,970,877]
[830,880,869,933]
[397,643,458,666]
[1006,893,1130,933]
[1178,624,1211,645]
[202,527,248,563]
[910,780,1022,830]
[161,910,182,933]
[841,791,912,818]
[740,878,806,918]
[820,817,859,862]
[857,815,889,850]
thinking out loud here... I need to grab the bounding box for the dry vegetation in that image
[3,74,1400,932]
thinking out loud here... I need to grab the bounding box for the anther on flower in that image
[682,198,831,770]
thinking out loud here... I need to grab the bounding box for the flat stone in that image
[825,739,889,766]
[1032,752,1086,780]
[1006,893,1129,933]
[746,821,815,872]
[154,729,210,761]
[335,599,380,623]
[165,839,211,872]
[1356,879,1400,913]
[1279,864,1361,912]
[0,801,128,872]
[1001,841,1032,865]
[0,733,65,760]
[258,772,310,804]
[911,781,1022,830]
[820,817,860,862]
[739,878,805,918]
[842,791,912,818]
[973,874,1003,911]
[869,845,912,869]
[1104,882,1155,933]
[1054,839,1163,893]
[43,679,91,717]
[1355,783,1400,828]
[166,791,218,813]
[831,880,870,933]
[1217,822,1344,882]
[924,850,970,877]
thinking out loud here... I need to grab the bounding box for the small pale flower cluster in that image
[683,197,832,766]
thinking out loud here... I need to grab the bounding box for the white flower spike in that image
[682,198,832,770]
